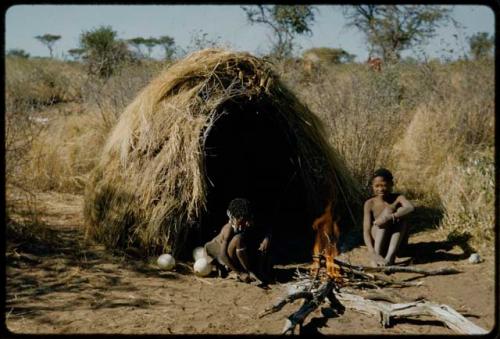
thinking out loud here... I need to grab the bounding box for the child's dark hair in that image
[227,198,253,220]
[372,168,394,183]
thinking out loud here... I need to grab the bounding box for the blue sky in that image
[5,5,495,61]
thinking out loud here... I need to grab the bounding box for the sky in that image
[4,4,496,62]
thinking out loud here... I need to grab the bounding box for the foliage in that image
[127,37,147,58]
[127,35,176,60]
[468,32,494,60]
[242,5,316,59]
[142,37,159,58]
[79,26,135,78]
[34,33,61,58]
[157,35,176,60]
[303,47,356,64]
[343,5,451,61]
[7,49,30,59]
[67,48,85,61]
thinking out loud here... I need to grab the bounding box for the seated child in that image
[204,198,271,284]
[363,168,415,266]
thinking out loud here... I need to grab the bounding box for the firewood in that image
[281,279,336,334]
[335,291,488,334]
[258,291,313,318]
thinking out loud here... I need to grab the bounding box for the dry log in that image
[335,258,460,276]
[258,291,313,318]
[281,279,336,334]
[336,291,487,334]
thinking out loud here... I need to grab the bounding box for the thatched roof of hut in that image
[83,49,362,260]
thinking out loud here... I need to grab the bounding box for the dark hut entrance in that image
[201,100,314,263]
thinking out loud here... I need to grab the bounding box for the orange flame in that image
[311,201,342,282]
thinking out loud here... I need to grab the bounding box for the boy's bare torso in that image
[368,193,400,221]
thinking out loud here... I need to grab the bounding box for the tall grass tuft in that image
[436,148,494,250]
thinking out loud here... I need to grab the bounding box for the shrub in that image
[79,26,136,78]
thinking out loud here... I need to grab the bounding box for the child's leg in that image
[205,241,220,264]
[255,246,273,284]
[371,225,388,257]
[384,221,409,265]
[227,234,242,271]
[369,226,388,266]
[228,234,254,275]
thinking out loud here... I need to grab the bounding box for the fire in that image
[310,201,342,282]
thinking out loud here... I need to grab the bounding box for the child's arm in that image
[373,206,395,228]
[363,200,375,253]
[392,195,415,220]
[258,228,272,253]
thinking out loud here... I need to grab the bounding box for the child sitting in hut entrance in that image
[363,168,415,267]
[204,198,272,284]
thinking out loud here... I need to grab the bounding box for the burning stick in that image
[310,201,342,282]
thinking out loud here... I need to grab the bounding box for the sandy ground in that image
[5,192,497,335]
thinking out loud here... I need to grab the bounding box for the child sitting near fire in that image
[363,168,415,267]
[204,198,271,284]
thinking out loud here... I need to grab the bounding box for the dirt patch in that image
[5,192,496,335]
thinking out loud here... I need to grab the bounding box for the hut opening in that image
[202,100,312,263]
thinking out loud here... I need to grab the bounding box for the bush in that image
[5,57,85,106]
[79,26,136,78]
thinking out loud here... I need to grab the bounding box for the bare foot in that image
[370,253,386,267]
[383,258,393,266]
[237,272,253,283]
[227,271,239,280]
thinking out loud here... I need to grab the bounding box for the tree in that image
[157,35,176,60]
[127,37,147,58]
[79,26,134,78]
[67,48,85,61]
[142,37,159,58]
[7,49,30,58]
[343,5,451,62]
[34,33,61,58]
[241,5,316,59]
[468,32,494,60]
[303,47,356,64]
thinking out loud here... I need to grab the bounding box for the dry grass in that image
[5,52,494,255]
[279,58,494,251]
[436,147,494,250]
[6,57,85,106]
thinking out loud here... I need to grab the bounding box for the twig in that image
[258,291,312,318]
[342,266,424,288]
[194,276,213,286]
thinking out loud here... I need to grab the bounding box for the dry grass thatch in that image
[83,49,362,257]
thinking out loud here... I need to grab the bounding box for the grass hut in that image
[83,49,362,261]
